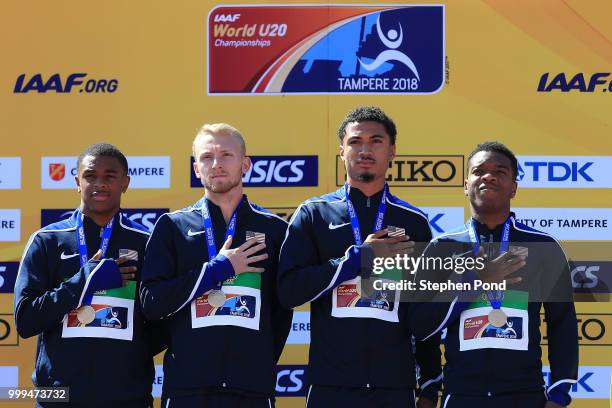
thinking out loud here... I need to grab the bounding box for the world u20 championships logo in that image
[208,5,445,95]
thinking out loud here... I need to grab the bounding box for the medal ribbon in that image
[201,198,240,290]
[344,183,388,246]
[468,217,511,310]
[76,209,115,305]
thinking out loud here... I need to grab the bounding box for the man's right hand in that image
[219,236,268,275]
[363,229,415,258]
[476,247,525,285]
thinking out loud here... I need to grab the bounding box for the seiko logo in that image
[336,155,464,187]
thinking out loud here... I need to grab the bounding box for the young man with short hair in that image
[15,143,159,407]
[141,123,292,408]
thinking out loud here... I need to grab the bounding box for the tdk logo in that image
[0,262,18,294]
[213,13,240,22]
[537,72,612,92]
[41,209,168,232]
[191,156,318,187]
[516,156,612,188]
[14,73,118,93]
[275,365,308,396]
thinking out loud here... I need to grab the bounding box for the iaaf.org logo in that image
[190,156,318,187]
[0,262,18,294]
[41,209,168,232]
[41,156,171,189]
[208,5,444,94]
[336,155,464,187]
[516,156,612,188]
[14,73,118,93]
[537,72,612,93]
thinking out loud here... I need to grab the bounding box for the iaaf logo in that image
[214,13,240,22]
[191,156,318,187]
[537,72,612,93]
[515,156,612,188]
[41,209,168,232]
[14,73,118,93]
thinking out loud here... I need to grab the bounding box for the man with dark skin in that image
[15,143,159,407]
[419,142,578,408]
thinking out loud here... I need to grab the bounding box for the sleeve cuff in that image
[333,245,361,283]
[548,385,572,406]
[82,258,122,302]
[193,254,236,299]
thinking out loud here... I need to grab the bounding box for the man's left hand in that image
[544,401,564,408]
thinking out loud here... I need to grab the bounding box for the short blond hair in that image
[192,123,246,158]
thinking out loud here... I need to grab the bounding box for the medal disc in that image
[208,290,227,308]
[76,305,95,324]
[488,309,507,328]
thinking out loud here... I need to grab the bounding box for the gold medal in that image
[488,308,507,328]
[76,305,95,325]
[208,290,227,308]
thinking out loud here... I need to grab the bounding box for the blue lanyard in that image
[201,198,240,261]
[468,217,512,309]
[344,183,388,246]
[76,210,115,305]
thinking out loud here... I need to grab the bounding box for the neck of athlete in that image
[347,175,386,197]
[206,185,244,223]
[470,204,511,231]
[80,203,119,227]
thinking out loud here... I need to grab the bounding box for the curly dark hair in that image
[77,143,128,175]
[337,106,397,145]
[467,141,518,179]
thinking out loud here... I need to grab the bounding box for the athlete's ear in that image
[390,143,396,161]
[464,178,469,197]
[510,180,517,198]
[121,175,130,193]
[242,156,251,175]
[193,157,201,179]
[75,175,81,193]
[339,143,345,162]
